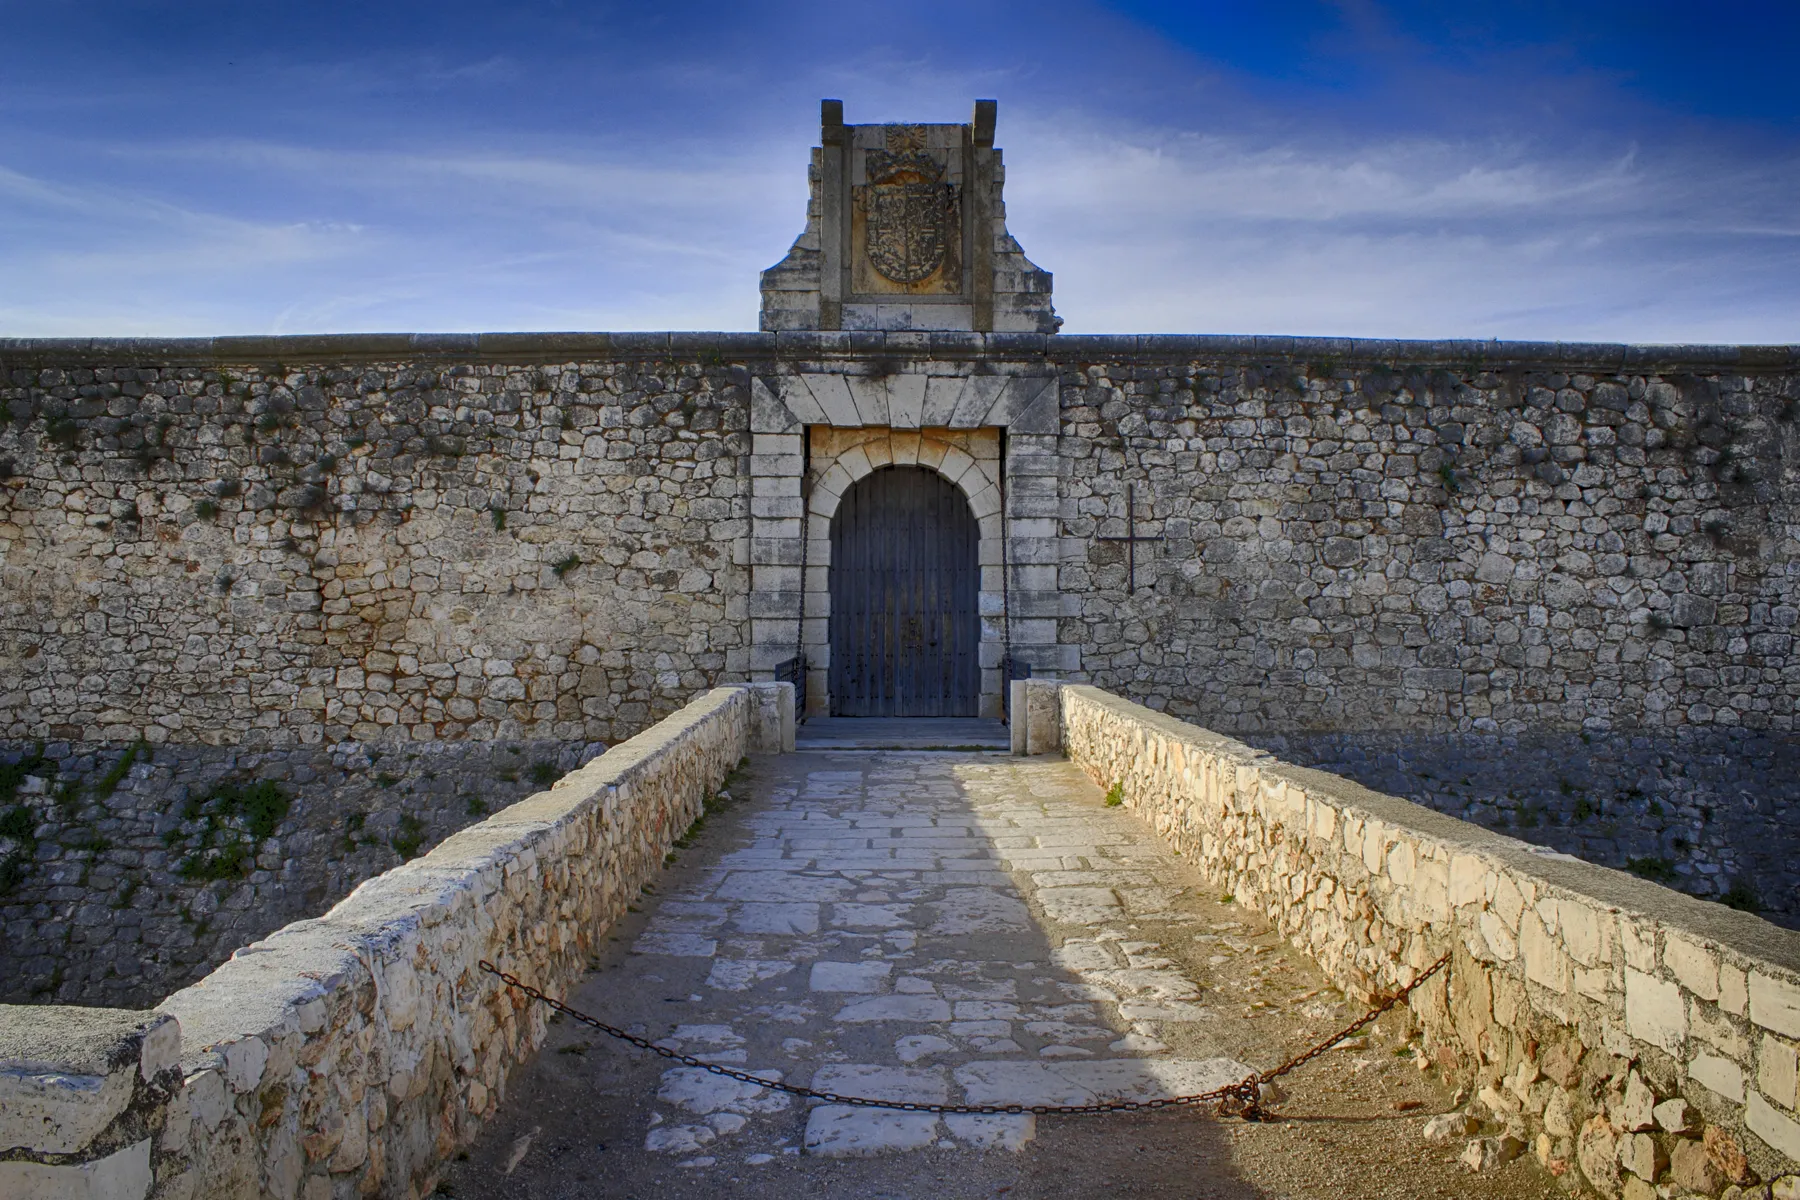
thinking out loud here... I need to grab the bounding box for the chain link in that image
[477,951,1450,1121]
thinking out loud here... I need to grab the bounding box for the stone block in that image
[1521,911,1570,994]
[753,378,806,431]
[1666,937,1720,1002]
[1558,901,1606,968]
[745,682,795,753]
[1722,965,1750,1018]
[1618,921,1657,974]
[749,454,803,480]
[1617,1071,1657,1131]
[1671,1137,1724,1194]
[1008,682,1027,754]
[1574,965,1611,1002]
[885,375,926,428]
[1654,1097,1692,1133]
[751,431,803,457]
[796,374,861,426]
[1492,874,1525,930]
[1448,855,1488,907]
[1692,1000,1749,1059]
[1578,1113,1621,1196]
[1618,1130,1666,1181]
[1707,1124,1754,1185]
[1689,1053,1746,1103]
[1626,968,1687,1054]
[0,1009,175,1157]
[1766,1037,1800,1111]
[1753,973,1800,1040]
[1480,910,1518,962]
[1024,680,1061,756]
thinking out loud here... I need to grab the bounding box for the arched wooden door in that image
[829,466,980,717]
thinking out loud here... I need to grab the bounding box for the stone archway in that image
[828,466,981,716]
[802,429,1004,717]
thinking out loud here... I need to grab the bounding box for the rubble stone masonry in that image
[1,331,1796,1001]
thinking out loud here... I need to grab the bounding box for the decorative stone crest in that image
[759,99,1060,332]
[858,128,959,285]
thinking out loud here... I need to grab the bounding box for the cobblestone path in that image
[447,749,1559,1199]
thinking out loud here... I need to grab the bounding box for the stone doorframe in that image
[746,362,1068,719]
[806,428,999,715]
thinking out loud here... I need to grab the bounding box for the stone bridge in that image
[6,684,1800,1199]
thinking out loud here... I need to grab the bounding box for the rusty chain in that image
[477,950,1450,1121]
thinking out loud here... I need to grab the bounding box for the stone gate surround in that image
[799,426,1001,715]
[746,358,1069,718]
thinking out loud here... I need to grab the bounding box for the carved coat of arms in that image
[857,142,959,286]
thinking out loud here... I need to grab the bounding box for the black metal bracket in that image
[774,655,807,722]
[1095,482,1164,595]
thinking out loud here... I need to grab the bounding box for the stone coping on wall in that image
[0,682,790,1200]
[1054,682,1800,1190]
[4,331,1798,369]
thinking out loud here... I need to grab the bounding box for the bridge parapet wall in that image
[0,682,788,1199]
[1058,681,1800,1193]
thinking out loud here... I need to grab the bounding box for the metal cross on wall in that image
[1096,483,1165,595]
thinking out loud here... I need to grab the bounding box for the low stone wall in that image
[1059,683,1800,1196]
[0,682,788,1199]
[0,1008,182,1199]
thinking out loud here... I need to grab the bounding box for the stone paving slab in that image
[794,718,1010,750]
[624,748,1265,1160]
[446,749,1563,1198]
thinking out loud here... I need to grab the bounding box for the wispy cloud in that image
[1,0,1797,341]
[1004,115,1800,340]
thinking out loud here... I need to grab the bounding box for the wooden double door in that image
[828,466,980,717]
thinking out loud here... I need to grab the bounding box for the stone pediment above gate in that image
[750,369,1057,435]
[759,100,1060,335]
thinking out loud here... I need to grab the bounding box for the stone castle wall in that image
[1050,344,1800,737]
[1,332,1796,981]
[3,333,1793,745]
[0,339,755,750]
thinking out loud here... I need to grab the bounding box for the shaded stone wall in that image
[0,738,604,1009]
[4,332,1794,743]
[1247,729,1800,920]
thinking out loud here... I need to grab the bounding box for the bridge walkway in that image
[445,741,1557,1198]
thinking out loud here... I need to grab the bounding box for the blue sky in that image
[2,1,1797,341]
